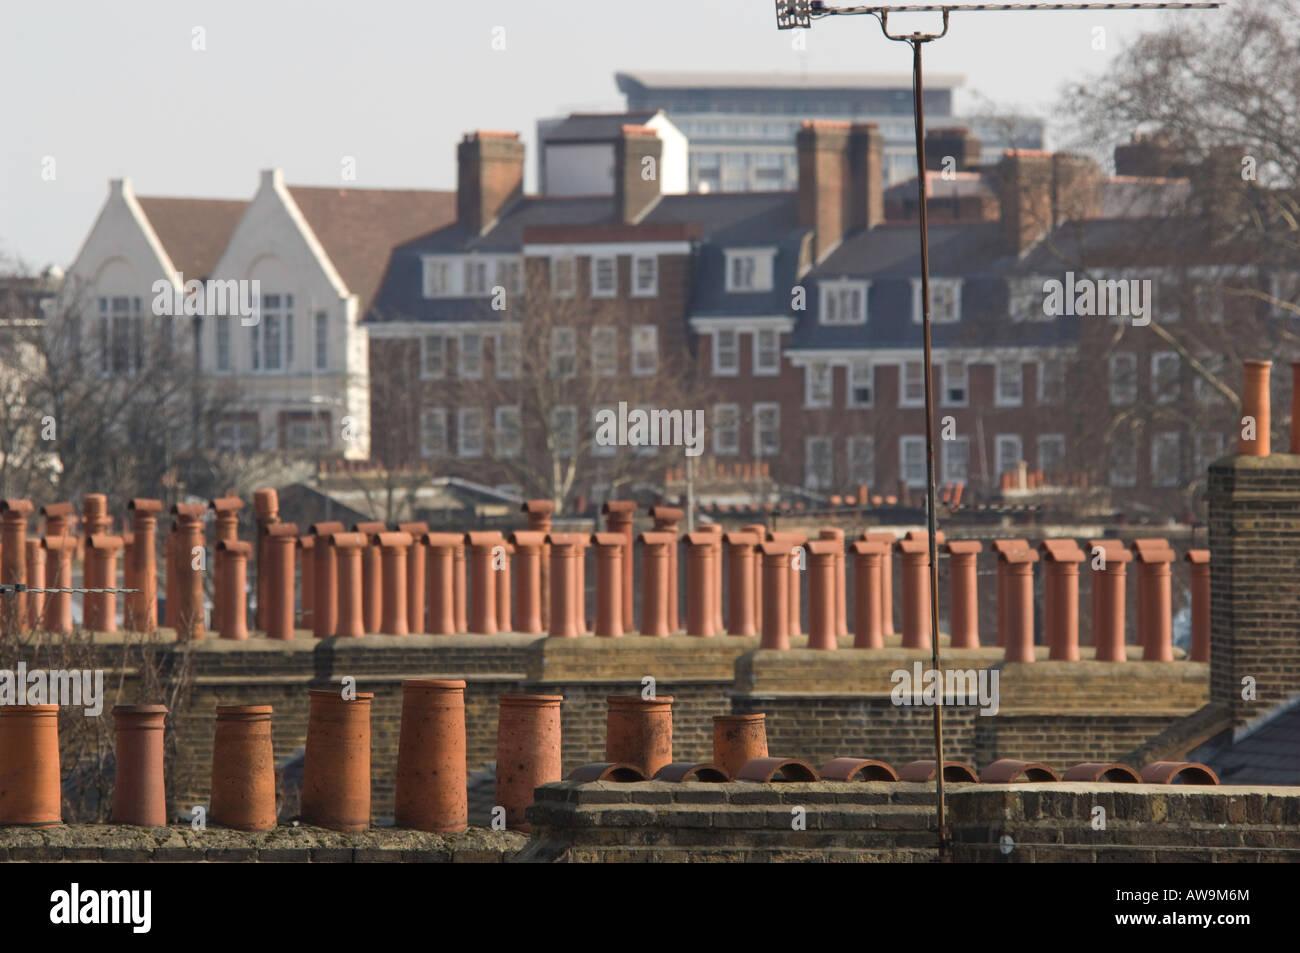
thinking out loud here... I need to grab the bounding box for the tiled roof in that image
[1196,699,1300,786]
[287,186,456,315]
[136,197,247,280]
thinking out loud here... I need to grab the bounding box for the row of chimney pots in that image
[0,492,1209,664]
[0,689,1218,831]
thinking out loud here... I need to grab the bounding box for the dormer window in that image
[912,279,961,323]
[725,249,775,292]
[820,280,868,325]
[464,260,490,296]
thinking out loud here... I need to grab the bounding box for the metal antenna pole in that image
[774,0,1220,861]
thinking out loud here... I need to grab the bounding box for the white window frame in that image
[459,332,483,380]
[494,405,522,459]
[632,255,658,297]
[805,436,833,490]
[551,255,576,297]
[1038,355,1064,405]
[943,435,970,484]
[995,359,1023,407]
[496,325,520,380]
[912,278,961,324]
[591,326,617,377]
[753,402,780,457]
[754,327,780,376]
[551,405,577,458]
[725,249,775,293]
[941,359,968,408]
[495,258,523,296]
[457,407,484,458]
[1109,353,1137,405]
[1109,432,1138,488]
[900,436,926,489]
[421,333,446,380]
[820,279,869,326]
[1011,276,1052,322]
[420,408,448,459]
[846,435,875,488]
[900,360,925,409]
[1151,351,1180,404]
[631,325,658,377]
[805,360,832,408]
[550,326,576,379]
[713,404,740,456]
[848,360,873,408]
[423,258,456,297]
[463,259,490,296]
[1038,434,1065,474]
[591,255,617,298]
[995,434,1023,481]
[713,329,739,376]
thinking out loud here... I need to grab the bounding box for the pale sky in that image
[0,0,1219,270]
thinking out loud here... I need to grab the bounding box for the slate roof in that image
[1193,699,1300,786]
[136,197,247,280]
[543,111,659,142]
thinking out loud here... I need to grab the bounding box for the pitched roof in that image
[135,197,248,280]
[543,111,659,143]
[286,186,456,315]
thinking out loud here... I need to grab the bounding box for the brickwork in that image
[1207,453,1300,729]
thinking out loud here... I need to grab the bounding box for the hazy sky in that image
[1,0,1214,270]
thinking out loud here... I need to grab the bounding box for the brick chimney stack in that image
[998,150,1102,255]
[614,125,663,224]
[457,131,525,236]
[1114,131,1190,178]
[797,120,851,262]
[926,126,982,172]
[847,122,885,233]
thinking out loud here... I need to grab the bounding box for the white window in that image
[1194,431,1225,474]
[943,436,970,484]
[420,408,448,458]
[805,437,833,489]
[900,436,926,489]
[551,255,576,297]
[496,326,520,379]
[214,419,257,453]
[551,405,577,458]
[1193,280,1225,323]
[713,329,739,375]
[496,258,523,296]
[633,255,658,297]
[995,359,1023,407]
[424,259,454,297]
[820,280,868,325]
[285,415,327,450]
[215,316,231,372]
[421,333,446,379]
[463,259,490,296]
[1109,430,1137,487]
[1038,435,1065,475]
[314,311,328,371]
[258,293,292,372]
[912,279,961,323]
[590,326,617,377]
[1038,355,1064,405]
[754,327,780,375]
[1109,353,1137,405]
[713,404,740,455]
[1194,354,1226,404]
[806,361,832,408]
[754,403,780,456]
[494,406,522,458]
[1151,351,1180,403]
[457,408,484,458]
[995,434,1023,480]
[847,436,874,487]
[591,255,617,297]
[725,250,774,292]
[900,361,925,408]
[459,332,483,379]
[1151,431,1181,487]
[848,361,873,408]
[98,295,142,378]
[1011,277,1051,322]
[550,326,576,379]
[631,325,657,376]
[942,359,968,407]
